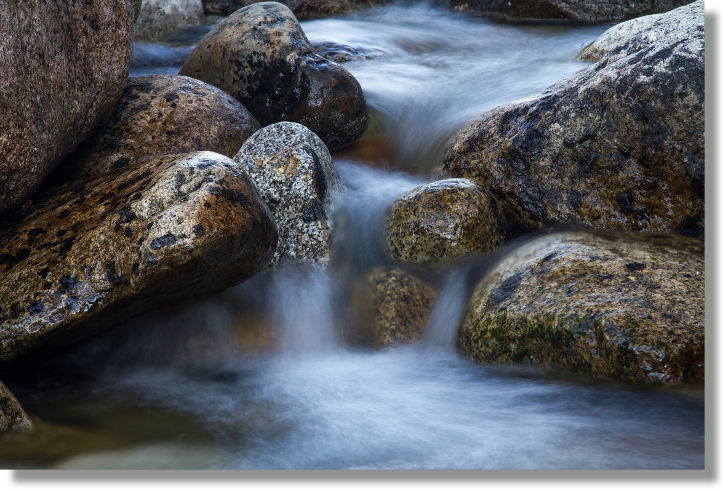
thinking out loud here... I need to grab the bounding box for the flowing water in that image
[0,1,704,469]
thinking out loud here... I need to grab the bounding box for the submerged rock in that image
[1,381,32,433]
[135,0,204,40]
[0,0,141,214]
[353,267,436,348]
[314,41,385,63]
[385,178,502,266]
[234,122,342,267]
[179,2,368,150]
[459,231,704,386]
[449,0,692,23]
[54,75,260,182]
[0,152,276,362]
[442,0,704,240]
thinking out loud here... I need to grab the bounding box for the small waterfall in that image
[420,266,471,352]
[270,267,341,354]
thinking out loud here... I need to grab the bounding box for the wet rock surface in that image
[53,75,261,183]
[353,267,436,348]
[0,0,141,214]
[0,152,276,362]
[234,122,341,267]
[179,1,368,150]
[314,41,385,63]
[459,231,704,385]
[135,0,204,40]
[1,380,32,433]
[385,179,502,266]
[449,0,692,23]
[442,0,704,240]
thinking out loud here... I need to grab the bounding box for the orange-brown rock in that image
[0,152,276,362]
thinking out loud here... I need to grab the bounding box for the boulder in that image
[1,381,32,433]
[449,0,692,23]
[179,2,368,150]
[459,231,704,385]
[134,0,204,41]
[53,75,261,182]
[233,122,342,267]
[0,0,141,214]
[385,178,502,266]
[442,0,704,240]
[0,152,276,361]
[578,1,702,61]
[352,267,436,348]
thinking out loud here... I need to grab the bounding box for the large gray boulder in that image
[459,231,704,386]
[0,0,141,214]
[0,152,276,361]
[234,122,342,267]
[449,0,692,23]
[442,0,704,240]
[179,2,368,150]
[55,75,260,182]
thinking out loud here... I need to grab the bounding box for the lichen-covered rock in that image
[442,0,704,240]
[1,381,32,433]
[135,0,204,40]
[0,0,141,214]
[179,2,368,150]
[385,179,501,266]
[578,1,701,61]
[54,75,261,182]
[234,122,341,267]
[353,267,436,348]
[449,0,692,23]
[0,152,276,361]
[459,231,704,386]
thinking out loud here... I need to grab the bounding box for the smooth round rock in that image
[55,75,261,182]
[0,151,276,362]
[459,231,704,386]
[134,0,205,40]
[385,178,501,266]
[234,122,342,267]
[0,0,141,214]
[179,2,368,150]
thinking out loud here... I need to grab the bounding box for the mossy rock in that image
[459,231,704,386]
[1,381,32,433]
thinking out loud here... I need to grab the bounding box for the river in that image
[0,1,704,469]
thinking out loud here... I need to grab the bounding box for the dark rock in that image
[179,2,368,150]
[0,0,141,214]
[459,231,704,385]
[385,178,502,266]
[135,0,205,40]
[233,122,342,267]
[442,0,704,240]
[53,75,260,182]
[449,0,692,23]
[1,381,32,433]
[0,152,276,362]
[352,267,436,348]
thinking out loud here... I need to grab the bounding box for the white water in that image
[4,1,704,470]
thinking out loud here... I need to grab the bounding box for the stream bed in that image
[0,1,704,470]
